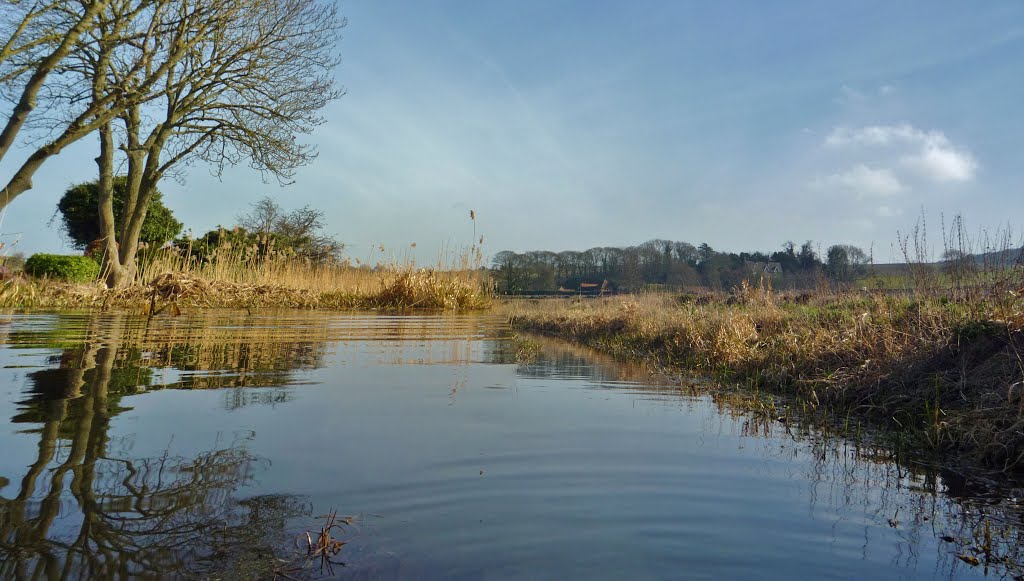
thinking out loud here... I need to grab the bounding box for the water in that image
[0,311,1022,579]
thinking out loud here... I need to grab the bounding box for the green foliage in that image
[24,253,100,282]
[181,226,281,263]
[769,241,800,273]
[797,240,819,270]
[57,177,183,250]
[826,244,870,283]
[180,197,342,265]
[232,196,342,263]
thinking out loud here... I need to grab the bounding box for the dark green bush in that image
[24,253,100,283]
[57,177,182,250]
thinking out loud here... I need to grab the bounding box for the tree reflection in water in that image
[5,314,1023,578]
[0,314,316,579]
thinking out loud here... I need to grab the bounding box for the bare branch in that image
[0,0,113,163]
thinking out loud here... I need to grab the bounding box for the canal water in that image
[0,312,1021,579]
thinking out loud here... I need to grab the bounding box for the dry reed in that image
[0,241,493,311]
[506,281,1024,471]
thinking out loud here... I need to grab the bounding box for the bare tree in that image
[90,0,343,286]
[826,244,870,283]
[0,0,113,163]
[235,196,342,264]
[0,0,231,210]
[237,197,284,239]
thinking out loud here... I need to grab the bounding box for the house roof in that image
[744,260,783,274]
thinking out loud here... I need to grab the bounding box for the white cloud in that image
[901,143,978,182]
[824,123,977,183]
[813,164,906,197]
[876,205,903,217]
[878,84,896,96]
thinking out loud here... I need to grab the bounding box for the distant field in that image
[858,263,1021,291]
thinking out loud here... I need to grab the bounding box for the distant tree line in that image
[492,240,871,293]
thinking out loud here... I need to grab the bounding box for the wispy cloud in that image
[834,84,896,105]
[835,84,866,104]
[825,123,927,147]
[876,205,903,217]
[813,164,906,197]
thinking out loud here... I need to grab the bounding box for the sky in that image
[2,0,1023,264]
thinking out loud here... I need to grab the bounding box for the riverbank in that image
[505,287,1024,471]
[0,269,492,311]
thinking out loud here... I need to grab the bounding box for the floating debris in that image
[299,509,353,576]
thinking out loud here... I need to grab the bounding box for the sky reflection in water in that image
[0,311,1022,579]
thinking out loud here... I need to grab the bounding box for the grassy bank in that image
[0,266,492,311]
[0,238,493,310]
[506,285,1024,471]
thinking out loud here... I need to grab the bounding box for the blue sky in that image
[2,0,1023,264]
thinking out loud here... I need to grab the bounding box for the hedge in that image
[24,254,100,283]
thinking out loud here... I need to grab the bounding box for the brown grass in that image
[0,243,493,311]
[504,283,1024,471]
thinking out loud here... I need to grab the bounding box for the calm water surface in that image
[1,312,1022,579]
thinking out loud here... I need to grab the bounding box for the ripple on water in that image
[0,313,1020,580]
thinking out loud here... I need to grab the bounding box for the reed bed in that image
[0,241,493,311]
[506,282,1024,471]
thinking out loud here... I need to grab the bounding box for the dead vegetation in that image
[0,268,492,312]
[505,281,1024,471]
[277,509,354,579]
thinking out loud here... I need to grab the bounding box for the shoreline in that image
[0,271,494,311]
[4,273,1022,474]
[505,290,1024,474]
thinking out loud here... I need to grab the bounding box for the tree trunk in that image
[120,106,145,242]
[118,132,168,280]
[115,113,165,282]
[96,123,132,288]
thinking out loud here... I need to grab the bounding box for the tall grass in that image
[894,212,1024,299]
[0,237,493,311]
[506,272,1024,470]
